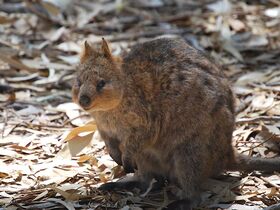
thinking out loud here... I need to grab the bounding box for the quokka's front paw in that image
[121,152,136,173]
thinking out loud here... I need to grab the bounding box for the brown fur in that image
[73,38,280,209]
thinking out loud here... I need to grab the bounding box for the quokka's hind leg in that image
[167,151,206,210]
[229,152,280,173]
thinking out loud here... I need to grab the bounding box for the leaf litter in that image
[0,0,280,209]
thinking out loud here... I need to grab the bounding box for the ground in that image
[0,0,280,209]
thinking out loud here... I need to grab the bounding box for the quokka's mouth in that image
[82,104,96,111]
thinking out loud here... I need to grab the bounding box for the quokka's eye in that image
[96,80,106,92]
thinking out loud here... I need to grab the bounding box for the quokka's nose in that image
[79,95,91,108]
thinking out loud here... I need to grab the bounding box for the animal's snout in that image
[79,94,91,108]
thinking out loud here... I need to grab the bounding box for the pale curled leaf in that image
[251,94,274,111]
[57,132,94,159]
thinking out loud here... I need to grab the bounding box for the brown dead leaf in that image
[0,54,37,73]
[51,186,83,201]
[98,164,107,172]
[254,125,280,153]
[41,2,61,16]
[77,154,91,163]
[267,187,278,197]
[64,122,97,142]
[111,165,126,179]
[0,172,9,178]
[99,173,108,183]
[88,155,98,166]
[0,15,16,24]
[9,144,30,151]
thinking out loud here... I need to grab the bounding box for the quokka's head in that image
[72,38,123,112]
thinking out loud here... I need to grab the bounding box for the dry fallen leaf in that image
[51,186,84,201]
[64,121,97,142]
[56,133,94,159]
[77,154,91,163]
[251,94,274,111]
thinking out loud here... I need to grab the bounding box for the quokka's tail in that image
[228,153,280,173]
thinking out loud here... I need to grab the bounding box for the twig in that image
[8,121,67,129]
[140,178,157,197]
[249,83,280,92]
[62,114,89,126]
[236,116,280,124]
[259,176,280,189]
[240,134,275,154]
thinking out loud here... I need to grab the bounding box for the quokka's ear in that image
[101,38,112,59]
[80,41,93,63]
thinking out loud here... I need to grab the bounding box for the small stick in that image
[259,176,280,189]
[241,134,275,154]
[236,116,280,124]
[62,114,89,126]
